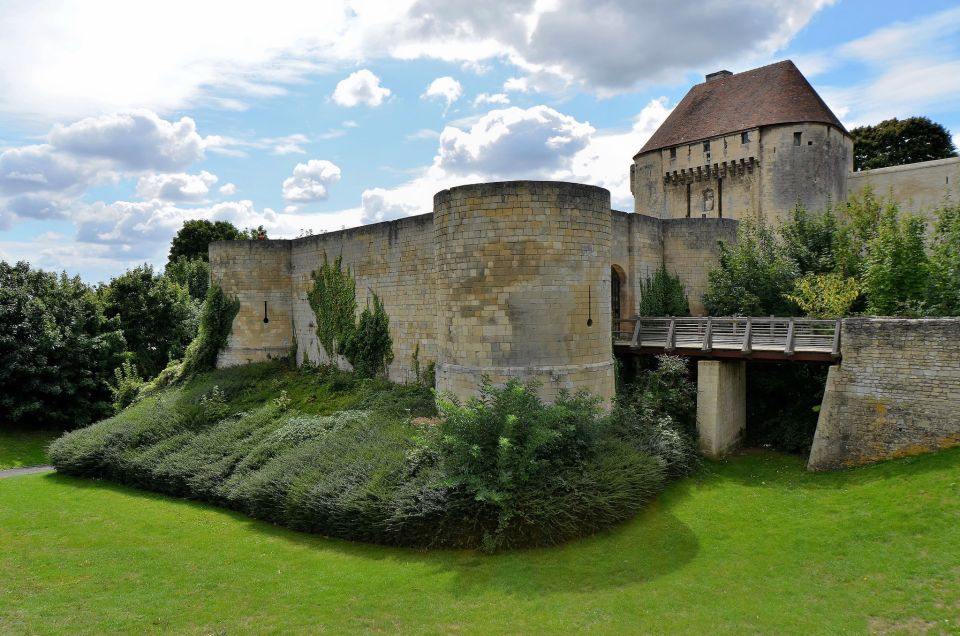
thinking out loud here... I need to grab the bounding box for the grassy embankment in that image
[0,429,58,469]
[1,447,958,633]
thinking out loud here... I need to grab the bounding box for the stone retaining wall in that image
[808,318,960,470]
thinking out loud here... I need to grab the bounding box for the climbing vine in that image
[308,254,393,378]
[181,283,241,376]
[308,254,357,359]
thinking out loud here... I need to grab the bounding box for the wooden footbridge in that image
[614,317,841,362]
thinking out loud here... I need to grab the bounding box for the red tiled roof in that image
[636,60,847,156]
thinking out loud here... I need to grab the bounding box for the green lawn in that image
[2,450,959,634]
[0,429,58,469]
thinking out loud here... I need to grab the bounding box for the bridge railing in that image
[614,316,841,358]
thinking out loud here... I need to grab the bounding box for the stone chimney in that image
[706,70,733,82]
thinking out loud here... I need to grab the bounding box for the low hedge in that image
[51,358,697,551]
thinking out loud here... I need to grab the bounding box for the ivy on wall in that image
[181,283,241,376]
[308,254,393,378]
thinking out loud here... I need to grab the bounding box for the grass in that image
[2,448,959,634]
[0,429,58,469]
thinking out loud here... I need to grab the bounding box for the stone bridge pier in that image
[696,360,746,457]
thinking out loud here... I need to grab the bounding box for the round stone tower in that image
[433,181,615,404]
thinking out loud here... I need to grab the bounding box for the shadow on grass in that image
[39,471,700,596]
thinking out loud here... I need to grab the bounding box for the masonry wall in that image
[433,181,615,404]
[758,123,852,224]
[808,318,960,470]
[847,157,960,223]
[289,214,437,383]
[209,240,294,367]
[661,218,739,315]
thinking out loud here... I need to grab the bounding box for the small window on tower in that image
[741,131,750,144]
[794,132,802,146]
[703,141,711,153]
[669,147,677,160]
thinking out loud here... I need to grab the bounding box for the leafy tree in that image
[0,261,126,429]
[926,202,960,315]
[102,265,198,378]
[851,116,957,171]
[167,219,247,264]
[346,293,394,378]
[702,219,798,316]
[637,265,690,316]
[780,204,841,275]
[785,273,861,318]
[165,256,210,301]
[832,186,889,280]
[180,284,240,377]
[863,209,929,315]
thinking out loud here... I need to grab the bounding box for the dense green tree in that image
[780,204,841,275]
[926,203,960,315]
[0,261,126,429]
[165,256,210,301]
[863,210,929,315]
[851,116,957,171]
[637,265,690,316]
[167,220,247,264]
[102,265,198,378]
[702,219,798,316]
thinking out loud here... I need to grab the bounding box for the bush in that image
[638,265,690,316]
[112,360,144,413]
[181,284,240,377]
[52,359,694,551]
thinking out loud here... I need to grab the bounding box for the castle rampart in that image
[434,181,615,403]
[847,156,960,222]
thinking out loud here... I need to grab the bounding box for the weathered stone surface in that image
[696,359,746,457]
[808,318,960,470]
[433,181,615,404]
[847,157,960,224]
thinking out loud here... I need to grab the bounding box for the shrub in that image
[181,284,240,377]
[637,265,690,316]
[52,360,692,551]
[610,356,699,477]
[785,273,861,318]
[863,209,929,315]
[112,360,144,413]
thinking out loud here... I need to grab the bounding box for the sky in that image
[1,0,959,283]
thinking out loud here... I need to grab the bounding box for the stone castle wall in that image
[289,214,437,383]
[433,182,615,403]
[209,240,294,367]
[808,318,960,470]
[632,123,852,225]
[209,180,733,402]
[662,219,739,315]
[847,157,960,223]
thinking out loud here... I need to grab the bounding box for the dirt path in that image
[0,465,54,479]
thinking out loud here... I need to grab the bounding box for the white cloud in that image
[218,183,237,195]
[358,99,671,222]
[569,98,672,209]
[474,93,510,107]
[436,105,594,177]
[332,69,391,107]
[406,129,441,141]
[422,76,463,110]
[503,77,530,92]
[816,7,960,127]
[48,110,206,171]
[0,0,834,123]
[0,144,94,197]
[0,0,350,121]
[282,159,342,202]
[136,171,218,202]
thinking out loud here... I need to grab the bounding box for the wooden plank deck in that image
[614,317,841,362]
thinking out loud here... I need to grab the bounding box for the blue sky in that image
[1,0,959,282]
